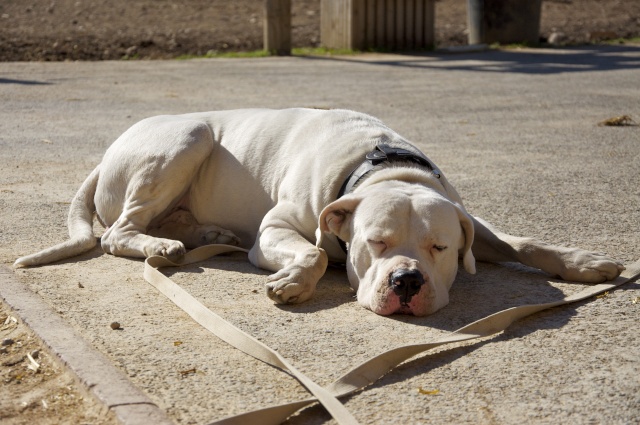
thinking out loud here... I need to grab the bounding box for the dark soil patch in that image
[1,0,639,61]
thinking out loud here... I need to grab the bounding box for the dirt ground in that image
[1,0,640,61]
[0,301,117,425]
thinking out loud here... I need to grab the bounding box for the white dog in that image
[14,108,624,315]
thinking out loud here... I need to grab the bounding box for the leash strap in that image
[144,246,640,425]
[144,245,360,425]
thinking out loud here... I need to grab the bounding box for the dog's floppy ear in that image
[316,195,362,248]
[455,205,476,274]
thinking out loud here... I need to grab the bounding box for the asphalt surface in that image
[1,45,639,424]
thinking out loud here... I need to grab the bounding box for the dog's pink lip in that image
[366,268,435,316]
[372,302,425,316]
[370,303,399,316]
[390,282,435,316]
[395,305,414,315]
[369,293,426,316]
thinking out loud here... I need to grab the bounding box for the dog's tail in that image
[14,165,100,268]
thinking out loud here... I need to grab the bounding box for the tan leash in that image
[144,245,360,425]
[144,245,640,425]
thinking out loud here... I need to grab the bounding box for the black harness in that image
[335,144,441,253]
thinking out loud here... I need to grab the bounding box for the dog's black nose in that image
[389,268,424,305]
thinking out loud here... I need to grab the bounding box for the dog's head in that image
[318,176,475,316]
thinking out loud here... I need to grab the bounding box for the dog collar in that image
[338,143,441,199]
[335,143,441,253]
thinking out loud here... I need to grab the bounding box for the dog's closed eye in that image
[367,239,387,253]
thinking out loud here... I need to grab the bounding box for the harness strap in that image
[337,143,441,199]
[144,246,640,425]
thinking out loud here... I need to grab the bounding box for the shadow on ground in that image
[302,44,640,74]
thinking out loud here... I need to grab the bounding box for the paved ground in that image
[1,46,639,424]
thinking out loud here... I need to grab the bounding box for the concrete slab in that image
[1,45,639,424]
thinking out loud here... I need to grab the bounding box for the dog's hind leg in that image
[98,117,214,260]
[148,210,240,248]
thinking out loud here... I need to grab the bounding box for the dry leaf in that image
[598,115,636,127]
[26,353,40,373]
[180,368,196,377]
[418,387,440,395]
[4,316,18,325]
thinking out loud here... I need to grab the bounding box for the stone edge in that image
[0,265,175,425]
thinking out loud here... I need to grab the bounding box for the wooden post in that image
[264,0,291,55]
[405,0,416,49]
[321,0,435,50]
[365,0,376,48]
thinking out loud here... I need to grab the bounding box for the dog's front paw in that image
[558,248,625,283]
[265,266,317,304]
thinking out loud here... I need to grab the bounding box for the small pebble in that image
[2,338,15,346]
[110,322,121,330]
[30,350,40,359]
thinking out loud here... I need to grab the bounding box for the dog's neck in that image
[354,166,446,195]
[338,144,442,198]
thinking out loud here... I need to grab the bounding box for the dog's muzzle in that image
[388,268,425,306]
